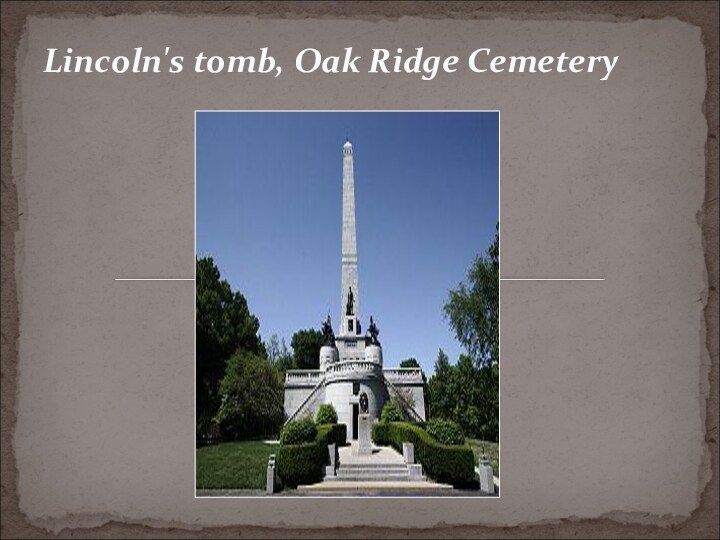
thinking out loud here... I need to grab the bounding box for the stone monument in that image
[283,141,427,438]
[356,391,372,455]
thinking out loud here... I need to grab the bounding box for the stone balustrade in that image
[285,369,325,387]
[383,368,424,384]
[325,360,383,382]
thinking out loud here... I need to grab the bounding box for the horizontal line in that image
[195,109,500,113]
[500,278,604,281]
[115,278,195,281]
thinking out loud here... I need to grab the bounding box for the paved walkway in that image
[337,441,406,465]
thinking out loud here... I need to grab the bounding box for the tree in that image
[427,350,498,442]
[427,349,454,421]
[291,328,324,370]
[452,354,483,438]
[400,358,420,369]
[443,225,499,367]
[213,350,284,439]
[265,334,295,372]
[196,257,264,437]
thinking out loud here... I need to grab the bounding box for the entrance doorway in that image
[352,403,359,440]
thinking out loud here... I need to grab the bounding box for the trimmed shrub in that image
[276,441,325,488]
[371,422,389,445]
[279,416,316,445]
[277,423,344,489]
[319,423,347,447]
[380,400,405,423]
[426,419,465,445]
[316,404,338,425]
[379,422,476,488]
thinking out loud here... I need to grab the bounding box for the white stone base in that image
[402,442,414,464]
[408,463,423,480]
[478,460,495,494]
[356,413,372,455]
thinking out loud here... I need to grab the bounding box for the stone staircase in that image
[334,462,415,482]
[297,442,454,493]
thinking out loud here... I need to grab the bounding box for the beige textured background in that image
[2,2,718,539]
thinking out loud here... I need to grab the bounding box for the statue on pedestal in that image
[367,316,380,346]
[359,392,369,414]
[346,287,354,316]
[321,314,335,347]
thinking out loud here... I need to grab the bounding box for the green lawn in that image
[467,439,499,478]
[196,441,279,490]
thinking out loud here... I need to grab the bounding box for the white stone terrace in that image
[382,367,423,384]
[285,370,324,388]
[285,365,424,387]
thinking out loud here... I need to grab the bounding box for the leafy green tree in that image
[265,333,295,372]
[427,350,498,442]
[291,328,324,370]
[427,349,454,421]
[196,257,264,437]
[452,354,483,438]
[400,358,420,368]
[443,225,499,367]
[213,350,284,439]
[477,362,499,441]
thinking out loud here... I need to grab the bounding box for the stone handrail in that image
[383,367,424,384]
[285,369,325,386]
[285,376,326,425]
[384,377,424,423]
[325,360,382,381]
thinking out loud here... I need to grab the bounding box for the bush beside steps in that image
[276,420,347,489]
[372,421,477,488]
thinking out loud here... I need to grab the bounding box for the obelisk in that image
[341,140,359,335]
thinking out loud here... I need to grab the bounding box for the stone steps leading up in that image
[332,461,416,483]
[298,480,454,493]
[337,465,409,472]
[336,473,412,482]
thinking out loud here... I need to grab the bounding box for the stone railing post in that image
[266,454,276,494]
[478,453,495,495]
[402,442,414,464]
[325,443,337,478]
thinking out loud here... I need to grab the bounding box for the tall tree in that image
[265,334,295,372]
[427,349,454,421]
[214,350,284,439]
[196,257,263,436]
[400,358,420,368]
[291,328,324,370]
[443,225,499,367]
[452,354,483,438]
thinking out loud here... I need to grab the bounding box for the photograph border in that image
[193,109,502,499]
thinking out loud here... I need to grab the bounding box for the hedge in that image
[279,416,317,445]
[276,423,347,489]
[425,419,465,445]
[316,404,339,425]
[321,423,348,447]
[372,421,476,488]
[380,400,406,422]
[276,440,325,488]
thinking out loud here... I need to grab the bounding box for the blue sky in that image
[196,111,498,376]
